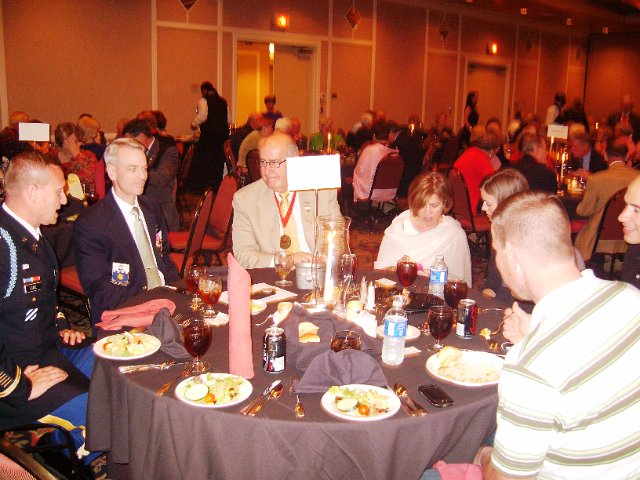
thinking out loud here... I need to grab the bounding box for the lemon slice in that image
[184,383,209,401]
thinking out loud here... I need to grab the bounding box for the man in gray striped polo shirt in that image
[476,191,640,479]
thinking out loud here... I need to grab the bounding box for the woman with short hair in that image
[374,172,472,284]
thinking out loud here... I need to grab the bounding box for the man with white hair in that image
[74,138,179,325]
[232,132,340,268]
[619,175,640,289]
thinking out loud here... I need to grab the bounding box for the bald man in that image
[232,131,340,268]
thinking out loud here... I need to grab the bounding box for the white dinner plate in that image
[376,324,421,342]
[250,300,267,316]
[94,333,161,361]
[425,350,503,387]
[321,384,401,422]
[175,373,253,408]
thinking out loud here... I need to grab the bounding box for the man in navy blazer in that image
[73,138,179,325]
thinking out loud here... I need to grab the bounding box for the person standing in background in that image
[189,81,229,193]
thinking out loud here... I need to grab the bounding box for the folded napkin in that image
[97,299,176,330]
[294,349,388,393]
[433,461,483,480]
[227,253,254,379]
[146,308,191,360]
[284,303,382,372]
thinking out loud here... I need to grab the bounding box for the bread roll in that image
[299,332,321,343]
[437,346,462,367]
[298,321,319,337]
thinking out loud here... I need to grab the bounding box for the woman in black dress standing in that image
[189,81,229,193]
[459,90,479,150]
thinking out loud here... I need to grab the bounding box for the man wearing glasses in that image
[232,131,340,268]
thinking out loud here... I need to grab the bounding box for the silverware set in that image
[240,380,283,416]
[388,383,428,416]
[119,360,178,374]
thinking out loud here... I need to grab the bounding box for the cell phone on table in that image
[418,384,454,407]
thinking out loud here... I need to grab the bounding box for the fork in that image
[289,374,299,393]
[155,368,191,396]
[119,360,176,374]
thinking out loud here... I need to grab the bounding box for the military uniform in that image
[0,206,89,429]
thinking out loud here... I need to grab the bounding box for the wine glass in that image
[444,278,468,308]
[185,265,206,308]
[198,271,222,318]
[330,330,362,352]
[426,306,454,352]
[274,251,294,287]
[396,260,418,294]
[181,317,212,374]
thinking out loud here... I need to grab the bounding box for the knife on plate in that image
[240,380,281,416]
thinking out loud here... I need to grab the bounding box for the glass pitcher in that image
[310,215,352,308]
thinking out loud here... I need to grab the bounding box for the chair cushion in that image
[570,219,587,234]
[169,252,184,273]
[60,267,84,295]
[168,231,189,251]
[201,233,223,251]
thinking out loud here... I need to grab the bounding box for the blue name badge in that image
[111,262,130,286]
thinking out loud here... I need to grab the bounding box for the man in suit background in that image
[74,138,179,325]
[123,118,180,231]
[232,131,341,268]
[575,138,639,263]
[607,94,640,142]
[568,130,608,178]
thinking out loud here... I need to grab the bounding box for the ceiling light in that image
[565,18,573,26]
[602,26,609,34]
[520,8,528,15]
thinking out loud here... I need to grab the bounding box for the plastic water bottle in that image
[428,255,448,299]
[382,295,408,366]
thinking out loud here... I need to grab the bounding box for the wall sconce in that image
[273,13,290,31]
[487,42,498,55]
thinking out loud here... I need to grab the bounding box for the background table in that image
[87,269,507,480]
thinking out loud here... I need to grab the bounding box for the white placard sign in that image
[286,154,341,191]
[18,122,50,142]
[547,124,568,140]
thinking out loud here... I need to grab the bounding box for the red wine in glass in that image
[396,261,418,289]
[427,306,454,351]
[182,319,212,374]
[444,279,468,308]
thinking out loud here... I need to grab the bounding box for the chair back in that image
[0,438,58,480]
[448,168,474,227]
[179,188,214,275]
[95,158,106,200]
[592,188,627,255]
[368,152,404,199]
[208,173,240,247]
[247,149,261,183]
[224,139,237,172]
[177,145,195,190]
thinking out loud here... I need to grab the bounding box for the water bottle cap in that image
[392,295,405,307]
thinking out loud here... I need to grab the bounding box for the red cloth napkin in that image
[227,253,254,379]
[97,299,176,330]
[433,461,483,479]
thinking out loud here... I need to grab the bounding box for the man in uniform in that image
[74,138,179,325]
[232,131,340,268]
[0,150,98,464]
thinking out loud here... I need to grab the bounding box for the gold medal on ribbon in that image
[280,234,292,249]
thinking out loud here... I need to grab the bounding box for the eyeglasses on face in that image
[259,159,287,168]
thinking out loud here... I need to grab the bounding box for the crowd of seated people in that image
[3,88,640,479]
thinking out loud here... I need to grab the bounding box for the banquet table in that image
[86,269,507,480]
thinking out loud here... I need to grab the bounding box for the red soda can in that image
[456,299,477,338]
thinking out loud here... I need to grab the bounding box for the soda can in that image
[263,326,286,373]
[456,299,477,338]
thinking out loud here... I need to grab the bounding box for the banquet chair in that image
[223,140,237,173]
[448,168,491,258]
[59,266,91,319]
[589,187,627,278]
[200,173,241,264]
[94,158,106,200]
[169,188,215,276]
[176,144,195,228]
[246,149,261,183]
[355,152,404,223]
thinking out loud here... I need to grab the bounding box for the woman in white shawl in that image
[375,172,472,285]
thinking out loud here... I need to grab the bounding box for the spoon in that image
[248,383,284,416]
[294,394,305,418]
[393,383,428,416]
[254,314,275,327]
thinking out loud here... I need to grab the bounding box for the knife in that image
[404,394,428,416]
[240,380,281,416]
[386,385,416,416]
